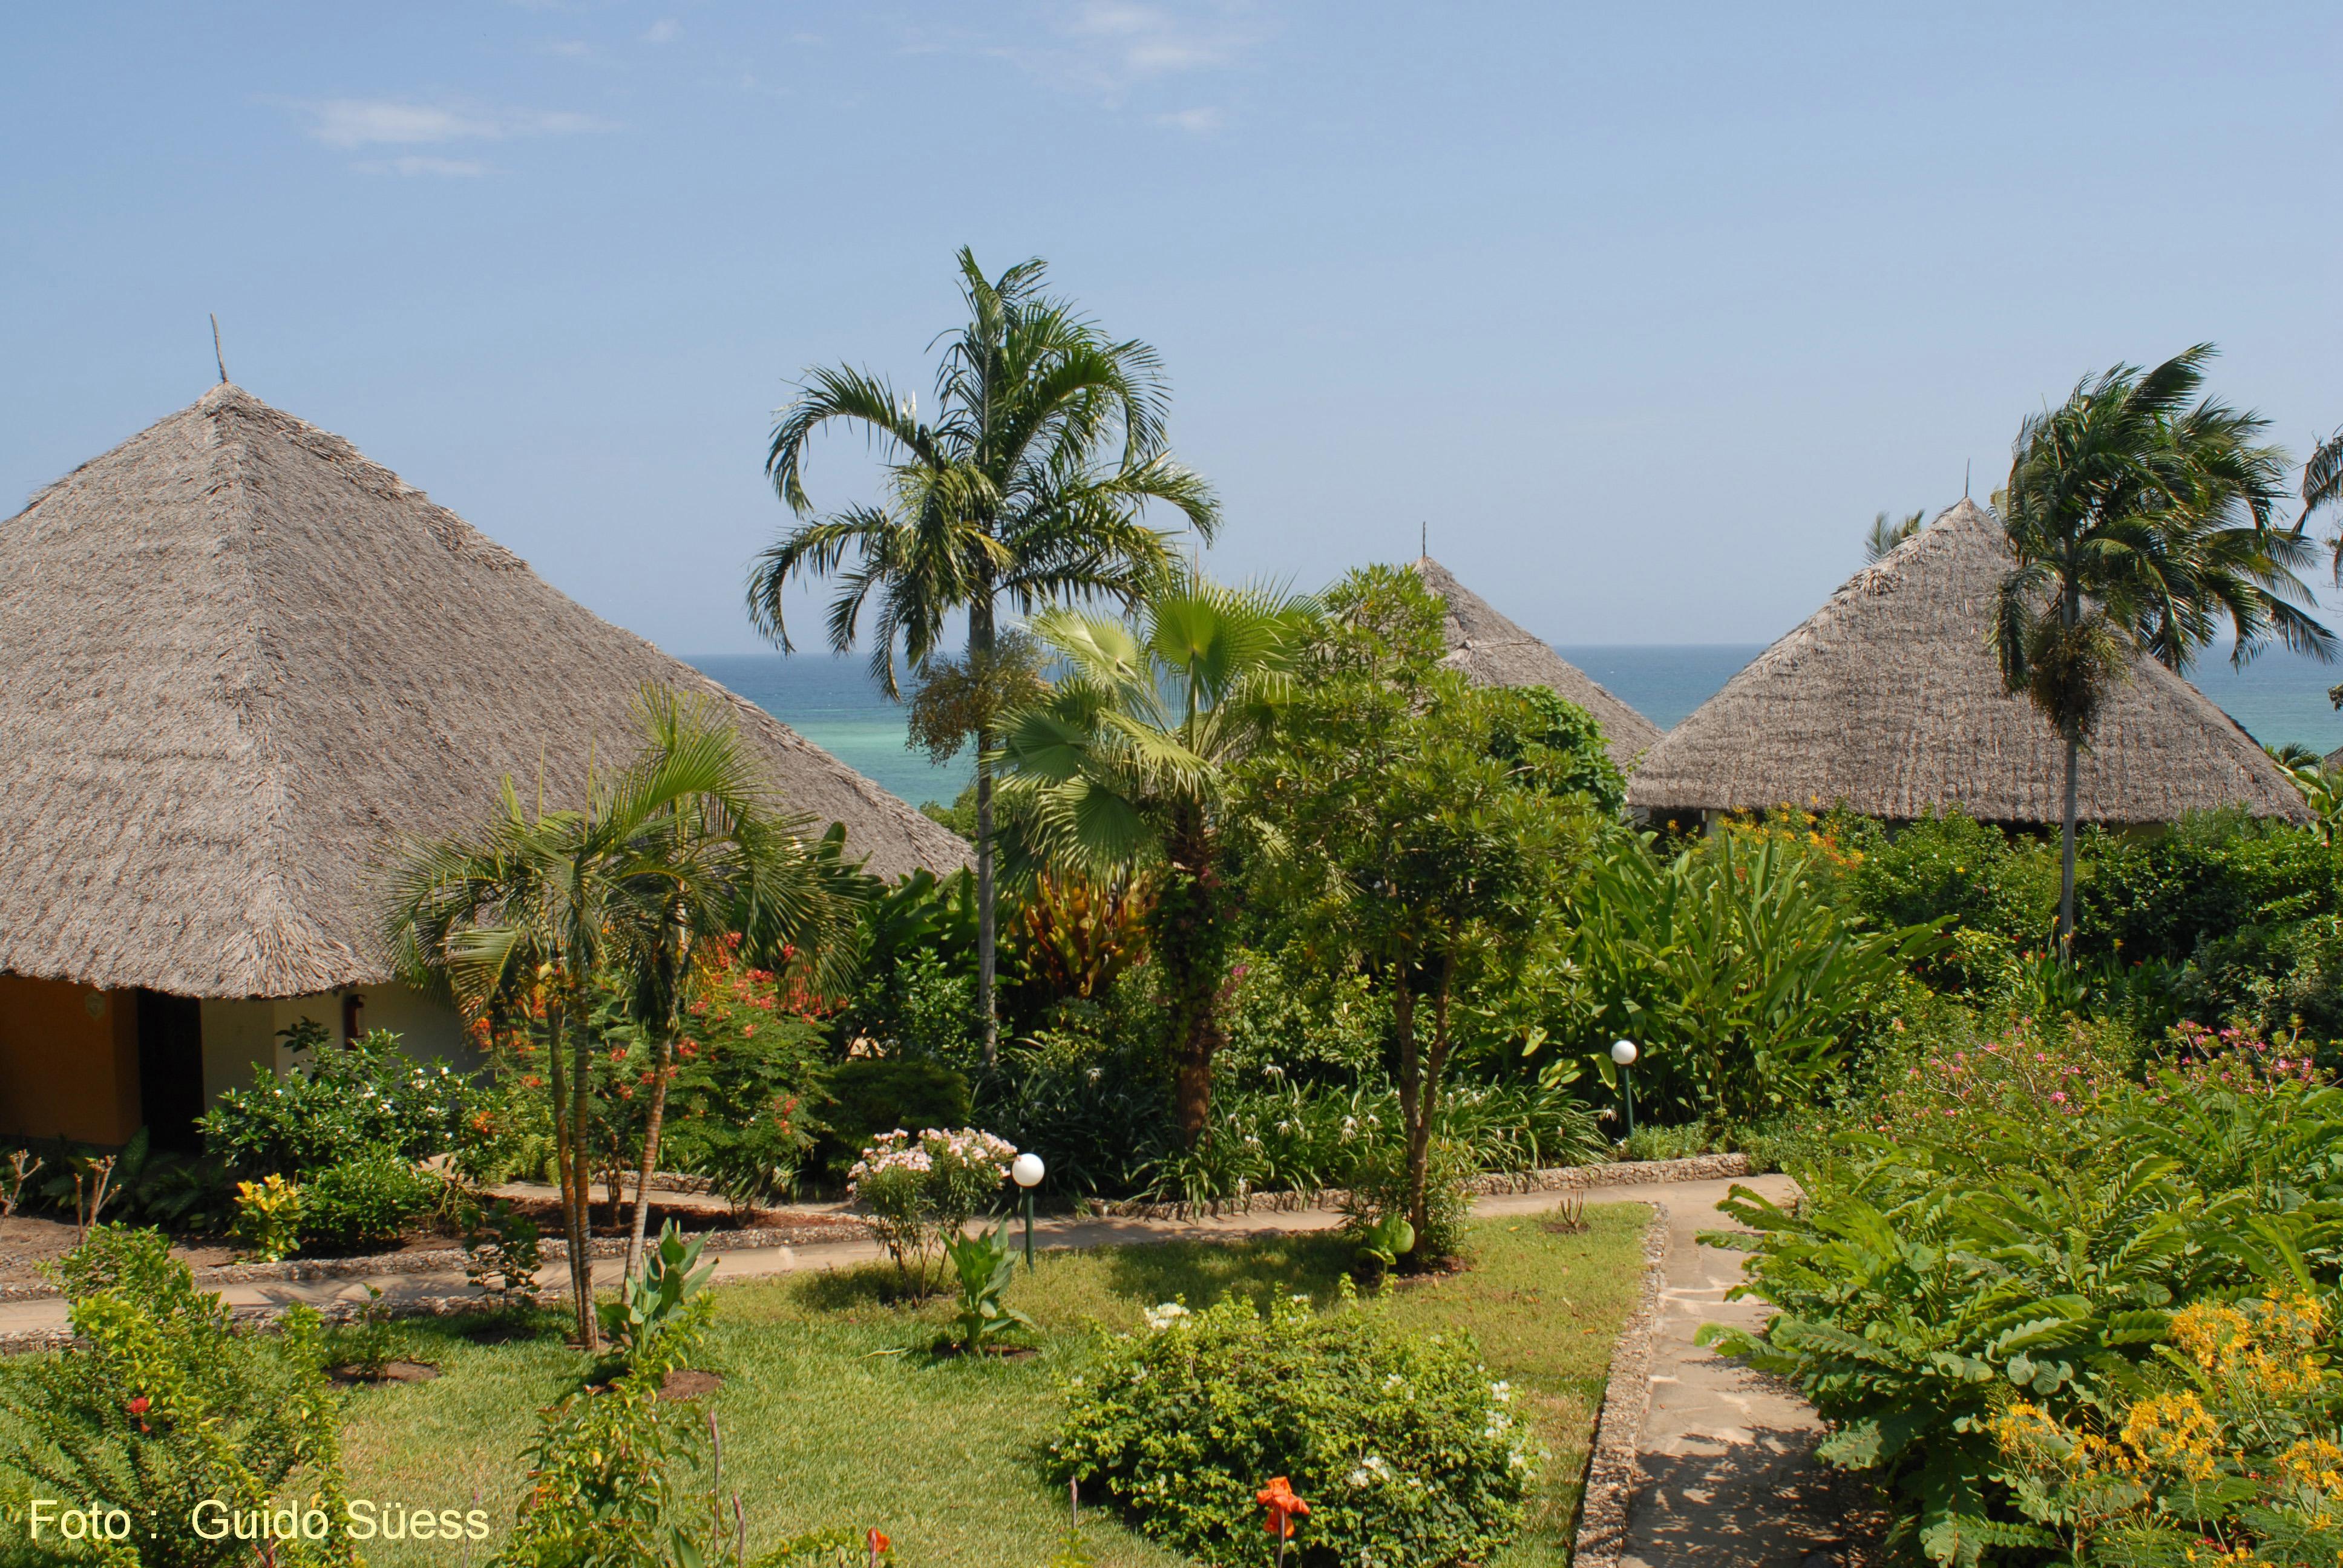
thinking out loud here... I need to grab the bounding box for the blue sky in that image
[7,3,2340,656]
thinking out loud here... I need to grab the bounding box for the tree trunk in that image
[972,597,999,1068]
[1163,812,1228,1145]
[622,1034,676,1287]
[2059,729,2080,961]
[1391,976,1426,1237]
[569,1001,599,1350]
[1401,950,1457,1246]
[546,1002,595,1348]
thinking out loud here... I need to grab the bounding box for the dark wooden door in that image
[134,990,206,1153]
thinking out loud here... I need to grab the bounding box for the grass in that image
[16,1203,1648,1566]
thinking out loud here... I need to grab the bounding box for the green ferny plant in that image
[598,1220,715,1368]
[942,1220,1035,1353]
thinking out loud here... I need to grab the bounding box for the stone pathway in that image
[1620,1175,1869,1568]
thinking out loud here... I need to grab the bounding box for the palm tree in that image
[1995,345,2333,953]
[998,566,1316,1142]
[384,690,860,1344]
[1864,508,1927,563]
[2305,424,2343,570]
[749,249,1218,1065]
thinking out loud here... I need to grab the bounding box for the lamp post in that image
[1011,1151,1045,1271]
[1610,1039,1639,1142]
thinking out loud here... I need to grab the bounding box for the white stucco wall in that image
[198,982,476,1103]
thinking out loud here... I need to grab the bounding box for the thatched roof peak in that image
[1625,499,2310,825]
[1409,556,1662,771]
[1,385,968,998]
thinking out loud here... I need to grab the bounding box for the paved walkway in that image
[1620,1175,1865,1568]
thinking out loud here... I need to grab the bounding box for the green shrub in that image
[1559,832,1942,1124]
[1217,949,1388,1083]
[2076,810,2340,966]
[813,1058,971,1180]
[1052,1285,1534,1567]
[1848,809,2059,991]
[300,1153,434,1254]
[231,1172,304,1261]
[4,1226,352,1568]
[847,1127,1017,1293]
[199,1021,479,1179]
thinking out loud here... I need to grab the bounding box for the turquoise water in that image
[690,645,2343,809]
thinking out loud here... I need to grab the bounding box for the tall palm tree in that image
[1995,345,2332,952]
[1864,508,1927,563]
[998,566,1316,1141]
[749,249,1218,1065]
[384,690,859,1344]
[2305,424,2343,565]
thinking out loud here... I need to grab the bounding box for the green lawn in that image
[335,1202,1647,1566]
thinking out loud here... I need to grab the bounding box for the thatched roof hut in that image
[1625,500,2312,825]
[0,384,970,1001]
[1411,557,1663,771]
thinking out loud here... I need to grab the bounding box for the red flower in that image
[1257,1477,1309,1541]
[126,1394,151,1432]
[865,1527,890,1563]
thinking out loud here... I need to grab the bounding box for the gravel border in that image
[0,1217,872,1304]
[1080,1152,1753,1221]
[1569,1200,1673,1568]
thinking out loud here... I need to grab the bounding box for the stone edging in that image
[1078,1152,1754,1222]
[0,1217,873,1304]
[1569,1200,1673,1568]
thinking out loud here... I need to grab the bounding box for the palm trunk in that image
[972,597,999,1068]
[546,1002,594,1347]
[1391,975,1425,1237]
[2059,730,2080,962]
[1163,810,1227,1145]
[623,1035,675,1286]
[569,1000,599,1349]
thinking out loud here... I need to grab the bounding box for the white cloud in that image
[1156,105,1224,133]
[958,2,1265,103]
[643,18,680,44]
[297,98,611,149]
[353,155,489,178]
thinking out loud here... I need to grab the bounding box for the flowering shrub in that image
[1990,1292,2343,1563]
[299,1152,437,1253]
[847,1128,1017,1293]
[200,1021,479,1180]
[1705,1016,2343,1564]
[10,1226,353,1568]
[1052,1282,1535,1567]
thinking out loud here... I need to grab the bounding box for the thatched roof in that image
[1626,500,2312,825]
[0,384,969,999]
[1410,557,1663,771]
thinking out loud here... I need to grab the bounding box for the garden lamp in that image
[1610,1039,1639,1142]
[1012,1151,1046,1270]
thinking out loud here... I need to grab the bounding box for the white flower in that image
[1142,1302,1192,1331]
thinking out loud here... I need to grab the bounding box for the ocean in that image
[688,644,2343,810]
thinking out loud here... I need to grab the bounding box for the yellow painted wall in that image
[0,976,139,1146]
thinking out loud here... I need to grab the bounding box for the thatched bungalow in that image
[0,384,969,1149]
[1411,556,1662,772]
[1625,499,2312,828]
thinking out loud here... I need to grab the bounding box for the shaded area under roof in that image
[0,384,969,999]
[1625,500,2311,826]
[1411,557,1663,772]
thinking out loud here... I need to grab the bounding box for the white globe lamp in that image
[1012,1151,1046,1269]
[1610,1040,1640,1141]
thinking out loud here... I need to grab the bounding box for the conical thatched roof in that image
[1411,557,1662,771]
[0,384,969,999]
[1625,500,2311,825]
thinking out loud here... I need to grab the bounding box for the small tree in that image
[1244,567,1602,1251]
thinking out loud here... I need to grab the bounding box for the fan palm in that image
[998,567,1317,1141]
[748,249,1218,1064]
[384,688,863,1344]
[1995,345,2332,952]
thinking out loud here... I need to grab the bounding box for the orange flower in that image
[865,1527,890,1563]
[1257,1477,1309,1541]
